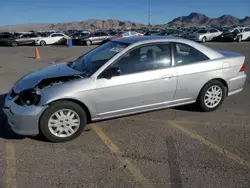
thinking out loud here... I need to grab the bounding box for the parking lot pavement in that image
[0,42,250,188]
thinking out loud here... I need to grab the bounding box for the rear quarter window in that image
[174,43,210,66]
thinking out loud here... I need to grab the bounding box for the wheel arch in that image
[40,40,46,44]
[197,78,229,100]
[11,40,18,45]
[45,98,92,124]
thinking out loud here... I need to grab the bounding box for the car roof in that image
[113,36,178,44]
[112,36,224,60]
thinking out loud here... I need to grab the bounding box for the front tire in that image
[86,40,91,46]
[40,101,87,142]
[237,35,242,42]
[40,40,46,46]
[197,80,226,112]
[11,41,18,47]
[201,37,206,43]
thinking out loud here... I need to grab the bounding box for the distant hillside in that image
[1,13,249,32]
[167,12,250,27]
[0,19,146,31]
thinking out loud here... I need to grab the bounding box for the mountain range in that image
[0,19,145,31]
[0,12,249,31]
[166,12,250,27]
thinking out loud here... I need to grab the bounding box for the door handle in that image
[161,74,173,79]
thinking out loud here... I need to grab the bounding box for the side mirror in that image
[102,67,121,79]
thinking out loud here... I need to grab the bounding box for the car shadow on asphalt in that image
[172,103,200,112]
[0,94,24,140]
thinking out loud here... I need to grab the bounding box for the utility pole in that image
[148,0,151,27]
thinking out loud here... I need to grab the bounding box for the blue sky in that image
[0,0,249,25]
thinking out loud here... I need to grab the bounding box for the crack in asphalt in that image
[166,136,183,188]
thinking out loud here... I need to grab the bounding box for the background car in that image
[186,28,222,42]
[112,31,144,39]
[144,30,160,36]
[155,29,183,37]
[5,33,42,47]
[78,31,112,45]
[36,33,67,46]
[218,28,241,42]
[0,32,15,46]
[236,27,250,42]
[71,32,90,45]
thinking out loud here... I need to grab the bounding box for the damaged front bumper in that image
[2,91,48,136]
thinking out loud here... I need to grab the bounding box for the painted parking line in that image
[168,121,250,168]
[124,116,215,126]
[90,123,156,188]
[5,143,17,188]
[123,116,250,168]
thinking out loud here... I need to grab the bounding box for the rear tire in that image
[40,101,87,142]
[197,80,226,112]
[11,41,18,47]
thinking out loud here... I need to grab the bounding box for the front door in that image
[95,42,177,118]
[91,33,101,44]
[98,32,109,43]
[49,34,59,44]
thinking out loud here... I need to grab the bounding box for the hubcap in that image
[204,85,223,108]
[48,109,80,138]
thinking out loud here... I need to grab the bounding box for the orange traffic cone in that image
[35,47,40,59]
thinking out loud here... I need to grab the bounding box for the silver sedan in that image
[186,28,222,43]
[3,36,247,142]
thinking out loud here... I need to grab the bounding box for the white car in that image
[237,27,250,42]
[36,33,67,46]
[186,28,222,43]
[112,31,143,39]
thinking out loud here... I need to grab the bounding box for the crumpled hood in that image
[13,63,83,93]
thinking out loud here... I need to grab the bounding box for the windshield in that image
[156,30,167,36]
[229,28,239,33]
[68,41,129,76]
[196,29,207,34]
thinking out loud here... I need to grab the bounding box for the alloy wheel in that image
[48,109,80,138]
[204,85,223,108]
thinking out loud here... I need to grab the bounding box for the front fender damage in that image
[11,75,83,106]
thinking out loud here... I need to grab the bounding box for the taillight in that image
[239,63,246,72]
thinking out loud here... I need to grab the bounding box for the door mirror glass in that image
[102,67,121,79]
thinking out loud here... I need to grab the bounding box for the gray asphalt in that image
[0,42,250,188]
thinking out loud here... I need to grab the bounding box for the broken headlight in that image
[15,90,41,106]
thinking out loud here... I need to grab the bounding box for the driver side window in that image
[110,43,171,76]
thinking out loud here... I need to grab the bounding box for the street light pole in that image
[148,0,151,26]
